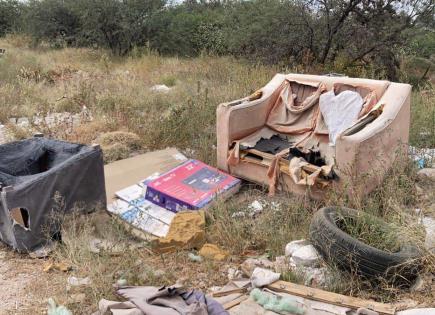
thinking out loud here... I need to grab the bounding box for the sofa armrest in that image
[335,82,411,193]
[216,74,286,171]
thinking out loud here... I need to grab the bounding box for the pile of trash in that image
[0,74,434,315]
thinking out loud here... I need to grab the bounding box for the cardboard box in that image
[145,159,241,212]
[105,148,187,239]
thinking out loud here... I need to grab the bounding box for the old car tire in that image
[309,207,420,280]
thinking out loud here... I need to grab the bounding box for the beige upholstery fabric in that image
[216,73,411,199]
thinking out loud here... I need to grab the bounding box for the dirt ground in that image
[0,244,46,314]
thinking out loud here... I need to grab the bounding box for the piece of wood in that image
[212,287,247,297]
[223,295,248,310]
[267,281,396,315]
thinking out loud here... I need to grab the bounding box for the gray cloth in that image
[0,137,106,251]
[115,285,228,315]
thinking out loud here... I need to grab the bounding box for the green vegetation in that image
[0,0,433,84]
[336,211,402,253]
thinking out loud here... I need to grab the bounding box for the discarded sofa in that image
[0,137,106,251]
[217,73,411,198]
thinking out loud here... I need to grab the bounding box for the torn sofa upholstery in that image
[217,73,411,199]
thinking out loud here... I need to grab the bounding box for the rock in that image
[291,245,321,267]
[250,267,280,288]
[150,84,171,93]
[241,258,275,277]
[417,168,435,182]
[67,276,91,286]
[422,217,435,252]
[285,239,310,257]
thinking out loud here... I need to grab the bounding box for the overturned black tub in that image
[0,136,106,251]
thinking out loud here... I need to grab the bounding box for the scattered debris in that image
[43,261,73,273]
[241,257,275,277]
[227,267,243,280]
[199,243,229,261]
[47,298,72,315]
[248,200,264,217]
[409,146,435,168]
[251,267,281,288]
[250,288,303,315]
[188,252,203,263]
[67,276,92,286]
[150,84,172,93]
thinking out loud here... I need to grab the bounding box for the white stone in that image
[291,245,321,267]
[250,267,280,288]
[150,84,171,93]
[285,239,310,257]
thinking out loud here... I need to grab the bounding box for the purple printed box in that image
[145,159,241,212]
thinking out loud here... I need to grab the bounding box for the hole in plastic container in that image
[10,207,30,229]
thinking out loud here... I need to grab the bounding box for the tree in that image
[0,0,22,37]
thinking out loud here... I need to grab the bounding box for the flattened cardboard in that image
[104,148,188,203]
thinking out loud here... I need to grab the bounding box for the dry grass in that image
[0,37,434,314]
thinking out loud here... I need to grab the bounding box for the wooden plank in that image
[212,287,247,297]
[223,295,248,310]
[267,281,396,315]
